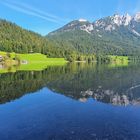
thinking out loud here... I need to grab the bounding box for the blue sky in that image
[0,0,140,35]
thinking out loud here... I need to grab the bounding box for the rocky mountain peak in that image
[49,12,140,35]
[110,13,132,26]
[122,13,132,25]
[134,12,140,22]
[111,14,122,26]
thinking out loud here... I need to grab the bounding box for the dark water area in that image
[0,63,140,140]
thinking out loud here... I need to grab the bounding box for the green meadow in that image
[17,53,66,63]
[0,51,68,73]
[0,51,67,62]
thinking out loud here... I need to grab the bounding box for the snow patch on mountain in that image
[112,14,123,26]
[134,12,140,22]
[105,25,115,31]
[123,13,132,26]
[98,34,102,38]
[80,24,94,34]
[111,13,132,26]
[79,19,87,22]
[95,20,106,27]
[132,29,140,36]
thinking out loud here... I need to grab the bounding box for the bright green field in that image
[0,51,67,63]
[17,53,67,63]
[0,51,16,59]
[0,51,67,73]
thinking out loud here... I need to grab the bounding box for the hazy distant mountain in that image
[48,13,140,55]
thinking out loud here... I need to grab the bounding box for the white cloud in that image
[11,1,66,22]
[0,0,68,24]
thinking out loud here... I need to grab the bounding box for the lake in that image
[0,63,140,140]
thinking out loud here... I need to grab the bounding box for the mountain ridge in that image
[49,12,140,34]
[48,12,140,56]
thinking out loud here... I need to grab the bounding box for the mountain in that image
[48,13,140,56]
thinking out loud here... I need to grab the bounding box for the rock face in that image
[49,12,140,34]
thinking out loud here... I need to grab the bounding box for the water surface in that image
[0,63,140,140]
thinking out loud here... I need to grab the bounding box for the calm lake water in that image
[0,63,140,140]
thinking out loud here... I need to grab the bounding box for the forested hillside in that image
[0,19,81,60]
[0,19,97,61]
[0,19,49,53]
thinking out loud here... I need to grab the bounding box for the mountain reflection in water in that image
[0,63,140,106]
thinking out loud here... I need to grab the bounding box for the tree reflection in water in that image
[0,63,140,105]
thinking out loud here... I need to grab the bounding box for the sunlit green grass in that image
[0,51,67,73]
[0,51,67,63]
[0,51,16,59]
[17,53,47,62]
[17,53,67,63]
